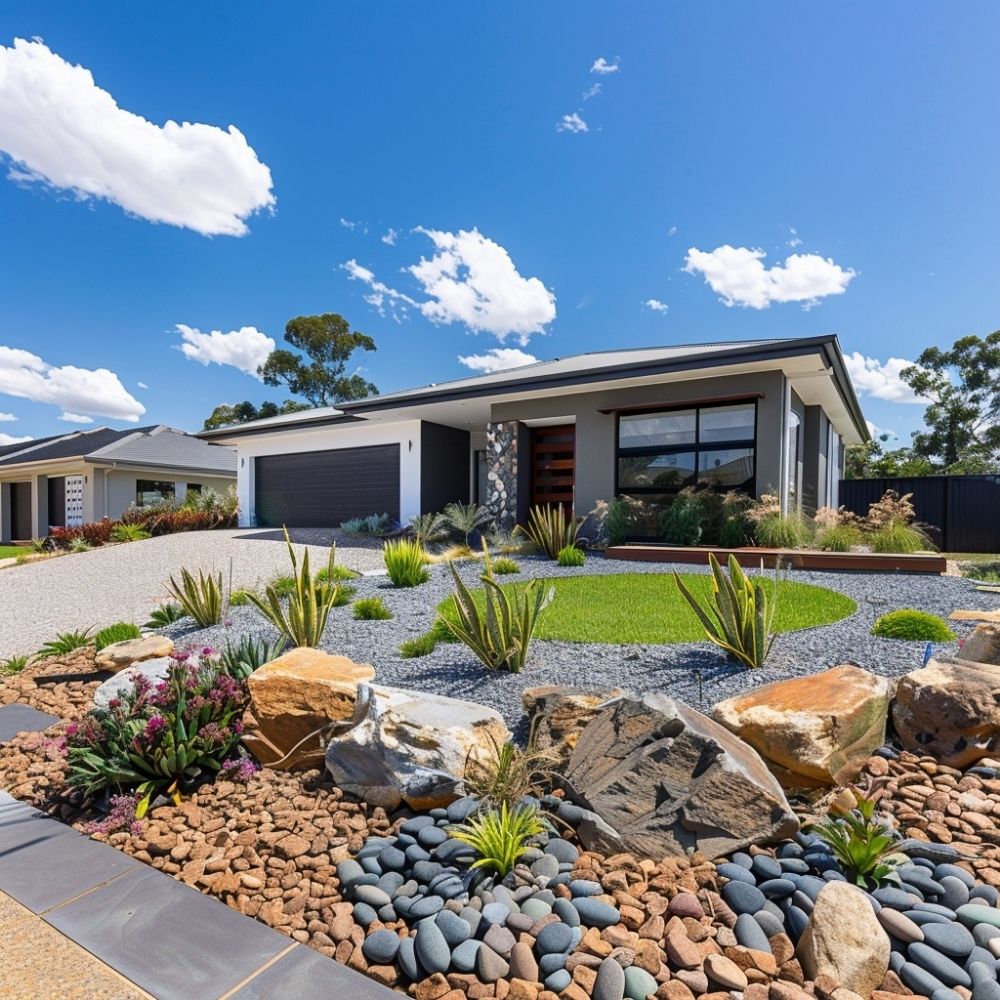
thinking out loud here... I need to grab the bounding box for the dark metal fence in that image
[839,475,1000,553]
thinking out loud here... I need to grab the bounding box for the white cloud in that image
[59,412,93,424]
[786,226,802,248]
[844,352,929,405]
[557,113,589,134]
[683,245,856,309]
[591,57,620,74]
[0,432,31,447]
[582,83,602,100]
[176,324,275,378]
[644,299,669,314]
[667,225,678,237]
[345,228,556,344]
[137,381,148,389]
[458,348,539,373]
[0,412,14,422]
[340,217,361,230]
[381,228,398,245]
[0,345,145,421]
[0,38,274,237]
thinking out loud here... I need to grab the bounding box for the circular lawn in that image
[437,571,857,645]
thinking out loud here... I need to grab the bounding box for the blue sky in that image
[1,3,999,446]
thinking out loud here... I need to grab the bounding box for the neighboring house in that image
[198,335,868,536]
[0,426,236,543]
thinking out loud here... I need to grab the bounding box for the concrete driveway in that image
[0,529,385,659]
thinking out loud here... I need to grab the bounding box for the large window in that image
[616,401,756,498]
[136,480,176,506]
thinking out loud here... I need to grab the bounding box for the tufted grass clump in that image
[354,597,393,621]
[491,557,521,575]
[400,632,438,658]
[815,523,863,552]
[868,521,933,554]
[94,622,142,651]
[871,609,955,642]
[384,538,430,587]
[556,545,585,568]
[36,629,93,660]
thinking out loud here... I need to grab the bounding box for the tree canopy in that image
[259,313,379,407]
[203,399,309,431]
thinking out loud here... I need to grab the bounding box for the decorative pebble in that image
[572,897,621,929]
[451,938,481,973]
[481,901,511,925]
[446,796,479,822]
[623,964,659,999]
[570,879,603,897]
[705,952,749,990]
[758,878,796,900]
[718,862,757,885]
[751,855,783,881]
[721,879,766,915]
[362,929,400,964]
[396,936,419,981]
[667,892,703,918]
[922,921,974,958]
[410,894,444,919]
[900,960,948,997]
[593,955,626,1000]
[735,912,772,952]
[545,838,579,864]
[483,922,516,958]
[352,901,378,927]
[475,943,510,983]
[878,907,924,944]
[908,942,972,988]
[435,908,471,947]
[545,969,572,992]
[958,904,1000,929]
[414,917,450,975]
[536,921,574,955]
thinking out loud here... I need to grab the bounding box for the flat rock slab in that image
[0,703,60,742]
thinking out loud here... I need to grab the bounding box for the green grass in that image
[871,609,955,641]
[0,545,26,560]
[436,572,856,645]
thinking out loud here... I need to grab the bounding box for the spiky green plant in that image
[462,732,559,809]
[400,632,438,658]
[353,597,393,620]
[165,567,224,627]
[248,531,340,647]
[383,538,430,587]
[443,502,494,547]
[228,588,255,607]
[519,505,580,560]
[439,559,554,673]
[315,563,361,582]
[815,523,863,552]
[491,557,521,575]
[144,602,185,628]
[673,553,777,669]
[68,537,92,553]
[409,511,450,548]
[110,523,151,543]
[811,783,903,888]
[449,802,547,876]
[868,521,933,554]
[29,537,48,553]
[94,622,142,651]
[556,545,585,567]
[219,634,288,681]
[36,628,93,660]
[1,654,29,675]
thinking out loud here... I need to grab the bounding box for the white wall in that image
[230,420,424,527]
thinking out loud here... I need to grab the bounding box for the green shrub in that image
[660,493,703,545]
[228,588,255,607]
[354,597,393,620]
[409,511,450,548]
[219,634,288,680]
[815,523,863,552]
[248,530,341,647]
[165,567,224,627]
[145,602,184,628]
[439,561,554,673]
[811,784,902,888]
[36,629,93,660]
[400,632,438,658]
[443,502,493,546]
[383,538,429,587]
[557,545,585,567]
[315,563,361,582]
[69,537,92,553]
[519,505,580,559]
[868,522,932,554]
[449,802,547,877]
[1,654,29,675]
[871,609,955,641]
[752,514,808,548]
[66,655,247,818]
[491,557,521,575]
[340,513,392,536]
[29,537,48,553]
[330,583,356,607]
[674,554,777,669]
[110,523,151,543]
[94,622,142,651]
[268,574,297,598]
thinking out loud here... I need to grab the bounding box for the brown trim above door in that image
[529,424,575,510]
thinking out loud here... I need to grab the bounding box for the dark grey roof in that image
[0,425,236,473]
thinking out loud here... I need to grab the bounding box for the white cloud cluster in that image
[59,412,94,424]
[557,113,589,134]
[345,228,556,344]
[787,226,802,248]
[644,298,669,314]
[458,348,539,373]
[582,83,602,101]
[0,412,15,422]
[591,57,620,74]
[0,432,31,447]
[844,352,928,405]
[683,245,856,309]
[0,38,274,236]
[176,324,275,378]
[0,345,146,421]
[381,228,398,245]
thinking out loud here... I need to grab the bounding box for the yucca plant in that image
[444,502,494,546]
[811,783,903,888]
[94,622,142,651]
[383,538,430,587]
[409,511,450,548]
[36,628,93,659]
[673,553,777,669]
[144,602,185,628]
[219,634,288,680]
[165,567,224,627]
[110,523,151,543]
[248,530,340,647]
[519,505,580,560]
[439,559,554,673]
[449,802,547,877]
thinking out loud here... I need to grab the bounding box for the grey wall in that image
[419,421,471,513]
[490,369,787,514]
[103,470,235,519]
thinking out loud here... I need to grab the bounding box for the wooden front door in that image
[530,424,575,511]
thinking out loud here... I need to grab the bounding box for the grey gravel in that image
[167,553,998,728]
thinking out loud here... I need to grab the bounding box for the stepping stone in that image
[0,704,59,742]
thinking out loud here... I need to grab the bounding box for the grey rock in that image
[572,897,621,929]
[530,854,559,879]
[545,969,572,992]
[624,965,659,1000]
[570,879,603,897]
[397,936,420,980]
[337,859,365,890]
[362,929,400,964]
[909,942,972,988]
[593,956,627,1000]
[554,897,581,928]
[718,863,757,885]
[475,943,509,983]
[450,939,480,973]
[414,918,451,975]
[418,825,448,848]
[482,922,516,959]
[93,658,171,710]
[536,921,574,955]
[922,921,975,958]
[410,894,444,919]
[722,880,766,915]
[378,845,406,871]
[509,941,539,981]
[521,897,553,921]
[353,884,391,909]
[751,855,783,881]
[900,960,948,997]
[539,953,566,975]
[878,907,924,945]
[481,901,510,925]
[735,913,772,952]
[545,838,579,864]
[435,908,471,947]
[446,796,479,822]
[754,910,786,939]
[352,901,378,927]
[758,878,796,900]
[939,876,971,911]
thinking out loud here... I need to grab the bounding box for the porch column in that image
[485,421,519,529]
[0,483,10,543]
[31,474,48,538]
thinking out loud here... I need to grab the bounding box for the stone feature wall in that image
[485,421,518,529]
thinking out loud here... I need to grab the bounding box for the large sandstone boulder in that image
[244,648,375,770]
[798,882,890,999]
[892,655,1000,768]
[561,693,799,860]
[521,684,624,769]
[957,623,1000,665]
[95,634,174,672]
[325,684,510,810]
[712,665,892,788]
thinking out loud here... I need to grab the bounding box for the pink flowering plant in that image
[66,653,249,818]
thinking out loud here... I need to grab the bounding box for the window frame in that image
[614,399,759,499]
[135,479,176,507]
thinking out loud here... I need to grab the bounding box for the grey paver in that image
[0,703,60,742]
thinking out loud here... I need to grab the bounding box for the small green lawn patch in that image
[436,572,856,645]
[0,545,26,560]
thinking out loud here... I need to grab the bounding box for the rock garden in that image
[3,502,1000,1000]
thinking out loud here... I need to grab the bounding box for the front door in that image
[529,424,575,512]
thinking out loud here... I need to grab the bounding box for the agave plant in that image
[519,505,581,560]
[219,634,288,680]
[144,602,185,628]
[165,567,224,628]
[673,553,777,669]
[247,529,340,647]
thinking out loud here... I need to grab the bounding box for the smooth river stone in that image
[908,942,972,989]
[536,921,574,955]
[594,956,627,1000]
[435,908,471,946]
[735,913,773,952]
[922,921,975,957]
[878,908,925,944]
[397,936,419,981]
[476,943,510,983]
[959,904,1000,929]
[414,918,450,975]
[572,897,620,929]
[624,965,660,999]
[450,939,480,973]
[722,880,766,915]
[362,929,400,964]
[718,863,757,885]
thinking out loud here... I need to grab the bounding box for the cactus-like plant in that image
[165,567,224,627]
[673,553,777,669]
[519,504,580,560]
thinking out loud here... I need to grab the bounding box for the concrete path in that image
[0,528,385,659]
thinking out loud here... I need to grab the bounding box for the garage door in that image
[254,445,400,528]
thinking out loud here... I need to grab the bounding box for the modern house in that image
[199,335,868,535]
[0,426,236,543]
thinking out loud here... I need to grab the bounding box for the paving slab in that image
[0,704,60,743]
